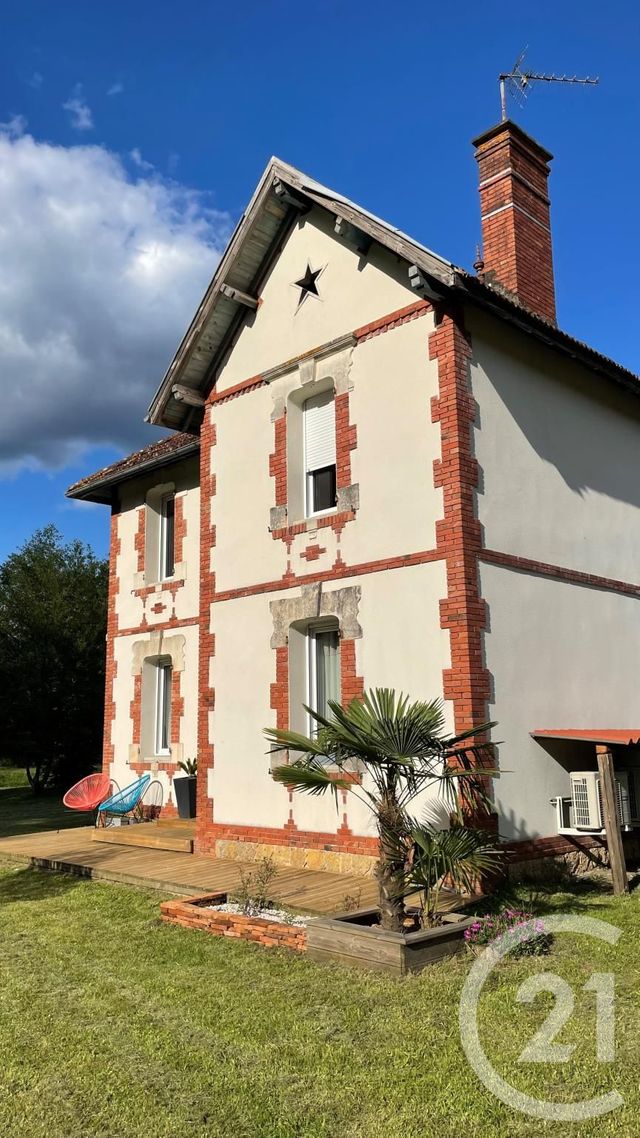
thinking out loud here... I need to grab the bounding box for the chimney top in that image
[473,119,556,324]
[472,119,554,162]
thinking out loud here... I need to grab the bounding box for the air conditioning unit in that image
[570,770,638,831]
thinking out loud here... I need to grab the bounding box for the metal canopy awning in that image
[532,729,640,746]
[532,729,634,896]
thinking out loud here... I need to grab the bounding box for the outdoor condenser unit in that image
[569,770,638,830]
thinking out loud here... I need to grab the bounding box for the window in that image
[304,391,336,516]
[159,494,175,580]
[155,661,172,755]
[307,624,340,730]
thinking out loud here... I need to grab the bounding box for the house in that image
[68,119,640,877]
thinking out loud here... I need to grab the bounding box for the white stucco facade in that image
[105,453,200,811]
[209,561,452,837]
[470,312,640,840]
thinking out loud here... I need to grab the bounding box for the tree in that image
[266,688,496,932]
[0,525,108,793]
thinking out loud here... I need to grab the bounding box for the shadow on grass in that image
[0,863,83,906]
[0,787,89,839]
[467,873,621,918]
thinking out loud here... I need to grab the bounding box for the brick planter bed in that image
[160,891,308,952]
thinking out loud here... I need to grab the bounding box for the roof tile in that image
[66,432,199,500]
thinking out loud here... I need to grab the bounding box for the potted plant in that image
[266,688,500,974]
[173,756,197,820]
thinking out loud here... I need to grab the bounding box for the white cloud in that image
[107,82,124,97]
[0,129,232,473]
[0,114,27,138]
[28,72,44,90]
[62,85,94,131]
[130,147,154,172]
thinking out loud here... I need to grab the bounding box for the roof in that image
[533,729,640,747]
[66,432,199,504]
[146,147,640,432]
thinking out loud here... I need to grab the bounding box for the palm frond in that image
[448,721,497,746]
[408,822,502,903]
[264,725,328,758]
[271,759,350,798]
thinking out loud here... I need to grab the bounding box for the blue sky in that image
[0,0,638,561]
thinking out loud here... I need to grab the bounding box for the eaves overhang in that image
[66,436,200,505]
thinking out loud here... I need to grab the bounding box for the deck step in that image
[92,823,194,854]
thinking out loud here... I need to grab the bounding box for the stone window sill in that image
[270,486,359,540]
[271,510,356,542]
[133,562,186,595]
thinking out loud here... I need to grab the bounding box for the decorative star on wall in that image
[293,262,324,308]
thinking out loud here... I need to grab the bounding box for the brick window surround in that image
[128,631,186,778]
[268,342,359,540]
[132,486,187,599]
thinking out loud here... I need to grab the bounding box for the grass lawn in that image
[0,767,29,789]
[0,783,89,839]
[0,860,637,1137]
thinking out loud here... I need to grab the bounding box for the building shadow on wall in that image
[475,318,640,509]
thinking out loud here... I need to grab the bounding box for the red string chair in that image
[63,773,113,813]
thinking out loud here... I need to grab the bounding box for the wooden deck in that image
[92,819,196,853]
[0,826,378,915]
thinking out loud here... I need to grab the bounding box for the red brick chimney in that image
[472,120,556,324]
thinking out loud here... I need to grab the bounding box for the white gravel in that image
[206,902,308,927]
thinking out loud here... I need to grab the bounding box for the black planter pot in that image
[174,775,197,820]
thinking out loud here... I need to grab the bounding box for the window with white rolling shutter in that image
[303,391,336,515]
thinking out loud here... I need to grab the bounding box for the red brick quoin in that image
[195,407,217,851]
[102,508,121,777]
[429,309,496,830]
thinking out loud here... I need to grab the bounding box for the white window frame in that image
[303,392,337,518]
[306,623,340,734]
[158,493,175,581]
[155,661,172,756]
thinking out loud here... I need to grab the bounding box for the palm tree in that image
[407,822,502,927]
[265,688,496,932]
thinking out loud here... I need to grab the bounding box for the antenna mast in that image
[499,49,598,121]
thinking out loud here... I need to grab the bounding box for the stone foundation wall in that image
[213,837,377,877]
[505,831,640,883]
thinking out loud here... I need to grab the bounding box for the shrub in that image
[464,908,553,958]
[231,857,278,916]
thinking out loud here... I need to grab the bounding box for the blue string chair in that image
[96,774,150,827]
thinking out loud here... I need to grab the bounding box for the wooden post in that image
[596,745,629,895]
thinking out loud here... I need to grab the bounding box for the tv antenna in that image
[499,49,598,121]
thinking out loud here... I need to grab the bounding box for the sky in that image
[0,0,638,562]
